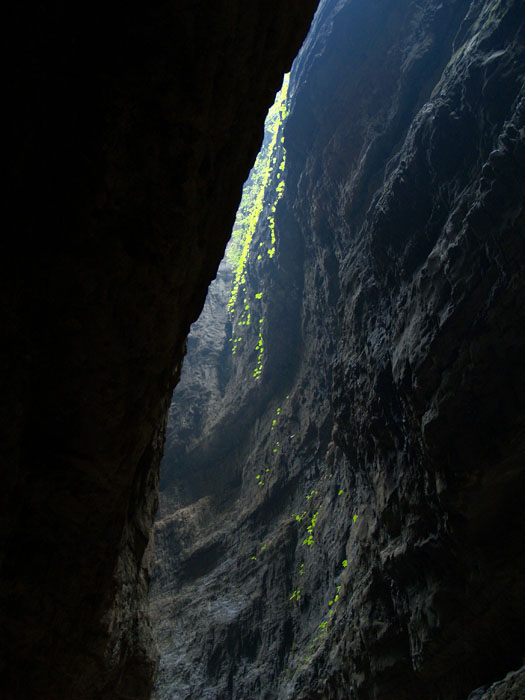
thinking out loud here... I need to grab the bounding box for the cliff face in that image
[1,3,318,699]
[151,0,525,698]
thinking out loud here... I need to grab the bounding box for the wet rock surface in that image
[2,3,318,699]
[151,0,524,698]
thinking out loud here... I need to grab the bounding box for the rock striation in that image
[2,3,318,699]
[151,0,525,698]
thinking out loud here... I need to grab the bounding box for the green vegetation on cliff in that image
[227,74,289,325]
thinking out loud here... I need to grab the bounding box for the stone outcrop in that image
[1,3,318,699]
[467,666,525,700]
[151,0,525,698]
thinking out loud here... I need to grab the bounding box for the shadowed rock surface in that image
[467,666,525,700]
[2,3,318,699]
[151,0,525,698]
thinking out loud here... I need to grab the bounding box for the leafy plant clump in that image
[226,73,290,377]
[302,510,319,547]
[226,73,289,290]
[289,588,301,602]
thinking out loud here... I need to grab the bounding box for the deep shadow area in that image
[2,3,318,699]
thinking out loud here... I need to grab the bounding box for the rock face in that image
[467,666,525,700]
[2,3,318,699]
[151,0,525,698]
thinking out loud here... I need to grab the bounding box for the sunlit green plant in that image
[227,74,289,312]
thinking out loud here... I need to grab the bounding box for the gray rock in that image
[467,666,525,700]
[152,0,525,698]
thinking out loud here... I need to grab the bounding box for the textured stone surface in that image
[151,0,525,698]
[1,3,318,699]
[467,665,525,700]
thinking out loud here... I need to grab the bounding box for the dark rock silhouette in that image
[2,3,318,699]
[152,0,525,698]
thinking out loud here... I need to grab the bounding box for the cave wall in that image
[152,0,525,698]
[1,3,319,699]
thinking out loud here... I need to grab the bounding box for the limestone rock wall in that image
[151,0,525,698]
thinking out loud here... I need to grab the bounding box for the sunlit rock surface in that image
[151,0,525,698]
[1,3,318,699]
